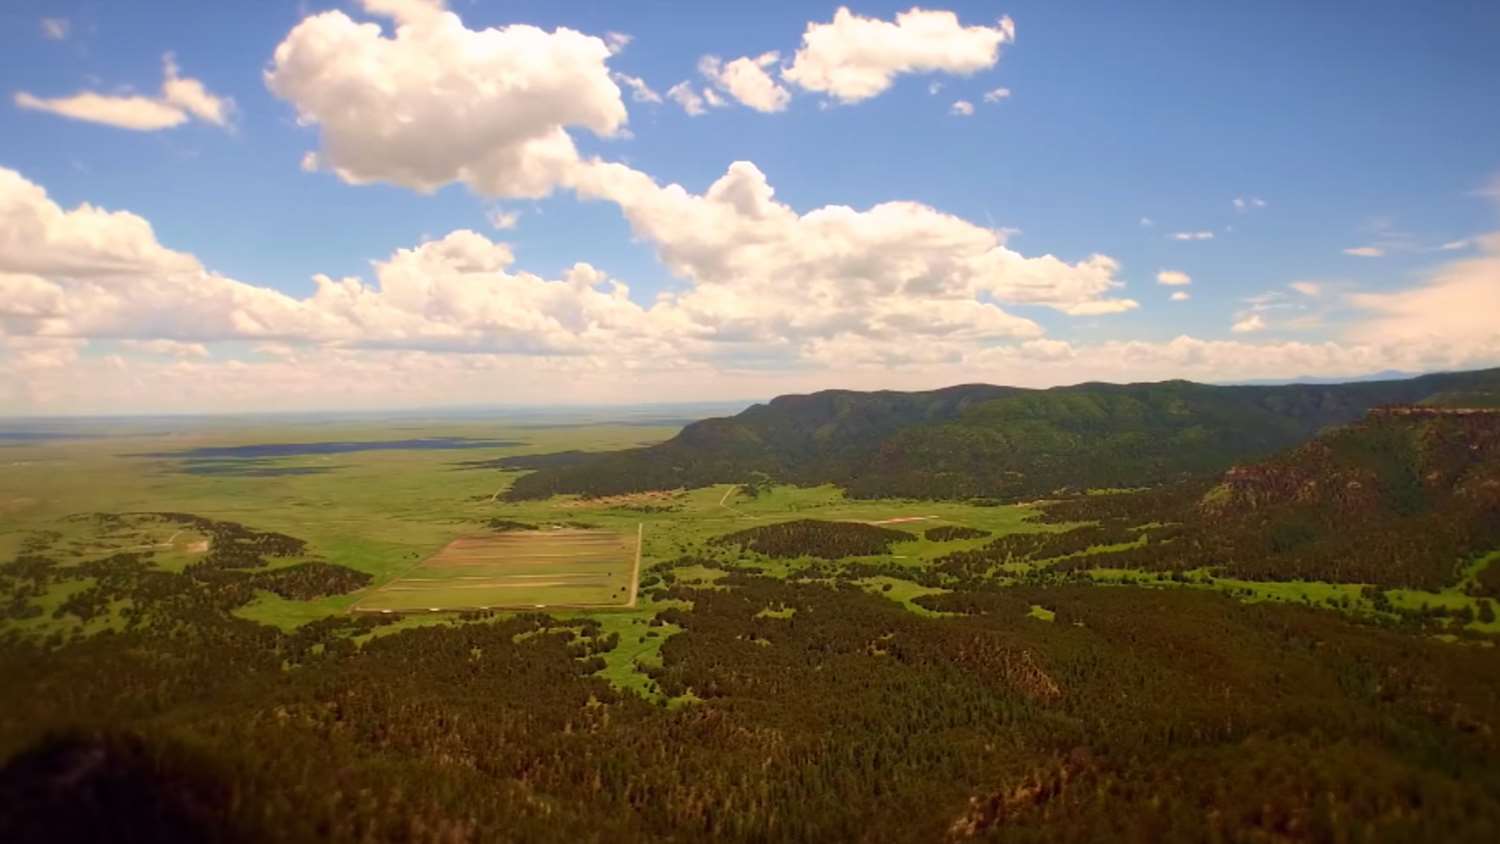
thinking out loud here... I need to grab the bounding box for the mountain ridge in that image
[502,367,1500,501]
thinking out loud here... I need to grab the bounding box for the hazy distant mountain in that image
[1224,369,1423,386]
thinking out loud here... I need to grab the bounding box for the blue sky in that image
[1,1,1497,413]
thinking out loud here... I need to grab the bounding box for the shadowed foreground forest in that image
[2,576,1499,842]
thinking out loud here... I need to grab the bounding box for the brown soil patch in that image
[560,490,681,509]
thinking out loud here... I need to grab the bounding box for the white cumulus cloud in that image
[569,158,1138,352]
[265,0,627,198]
[0,167,649,358]
[1232,314,1266,333]
[699,52,791,113]
[1156,269,1191,286]
[781,7,1015,103]
[0,163,1140,374]
[15,53,232,131]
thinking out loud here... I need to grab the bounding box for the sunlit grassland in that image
[852,576,951,617]
[1083,567,1500,636]
[1,421,677,635]
[352,529,639,613]
[1027,604,1056,622]
[5,417,1498,700]
[589,613,684,700]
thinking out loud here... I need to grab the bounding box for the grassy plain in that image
[3,413,1498,704]
[0,419,674,629]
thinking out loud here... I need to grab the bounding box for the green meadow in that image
[3,416,1497,684]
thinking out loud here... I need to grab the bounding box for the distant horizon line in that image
[2,365,1487,423]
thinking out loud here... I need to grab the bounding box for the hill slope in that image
[504,368,1500,501]
[1039,408,1500,589]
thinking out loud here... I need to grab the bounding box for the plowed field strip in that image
[382,579,609,591]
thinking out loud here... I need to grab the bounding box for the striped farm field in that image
[354,526,642,613]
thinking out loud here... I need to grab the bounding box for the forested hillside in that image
[5,576,1500,841]
[1027,409,1500,590]
[505,368,1500,501]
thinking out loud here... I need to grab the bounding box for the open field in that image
[4,415,1499,680]
[354,527,641,612]
[0,419,679,630]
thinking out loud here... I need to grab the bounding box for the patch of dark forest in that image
[1,512,370,628]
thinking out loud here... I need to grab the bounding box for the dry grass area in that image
[354,527,640,613]
[559,490,681,509]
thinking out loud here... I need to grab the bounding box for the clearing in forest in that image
[354,526,641,613]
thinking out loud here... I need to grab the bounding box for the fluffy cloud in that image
[1232,314,1266,333]
[159,54,232,125]
[570,158,1137,348]
[1171,231,1214,241]
[1170,291,1190,302]
[0,167,653,358]
[28,325,1491,415]
[2,163,1066,410]
[949,100,974,116]
[0,138,1144,374]
[0,168,330,343]
[14,92,186,132]
[14,54,232,131]
[6,160,1114,369]
[1156,269,1191,286]
[666,82,710,116]
[266,0,626,198]
[1232,196,1267,211]
[982,87,1012,103]
[699,53,791,113]
[7,219,1499,412]
[614,73,662,104]
[1289,281,1322,297]
[305,231,656,356]
[781,7,1015,103]
[0,335,84,370]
